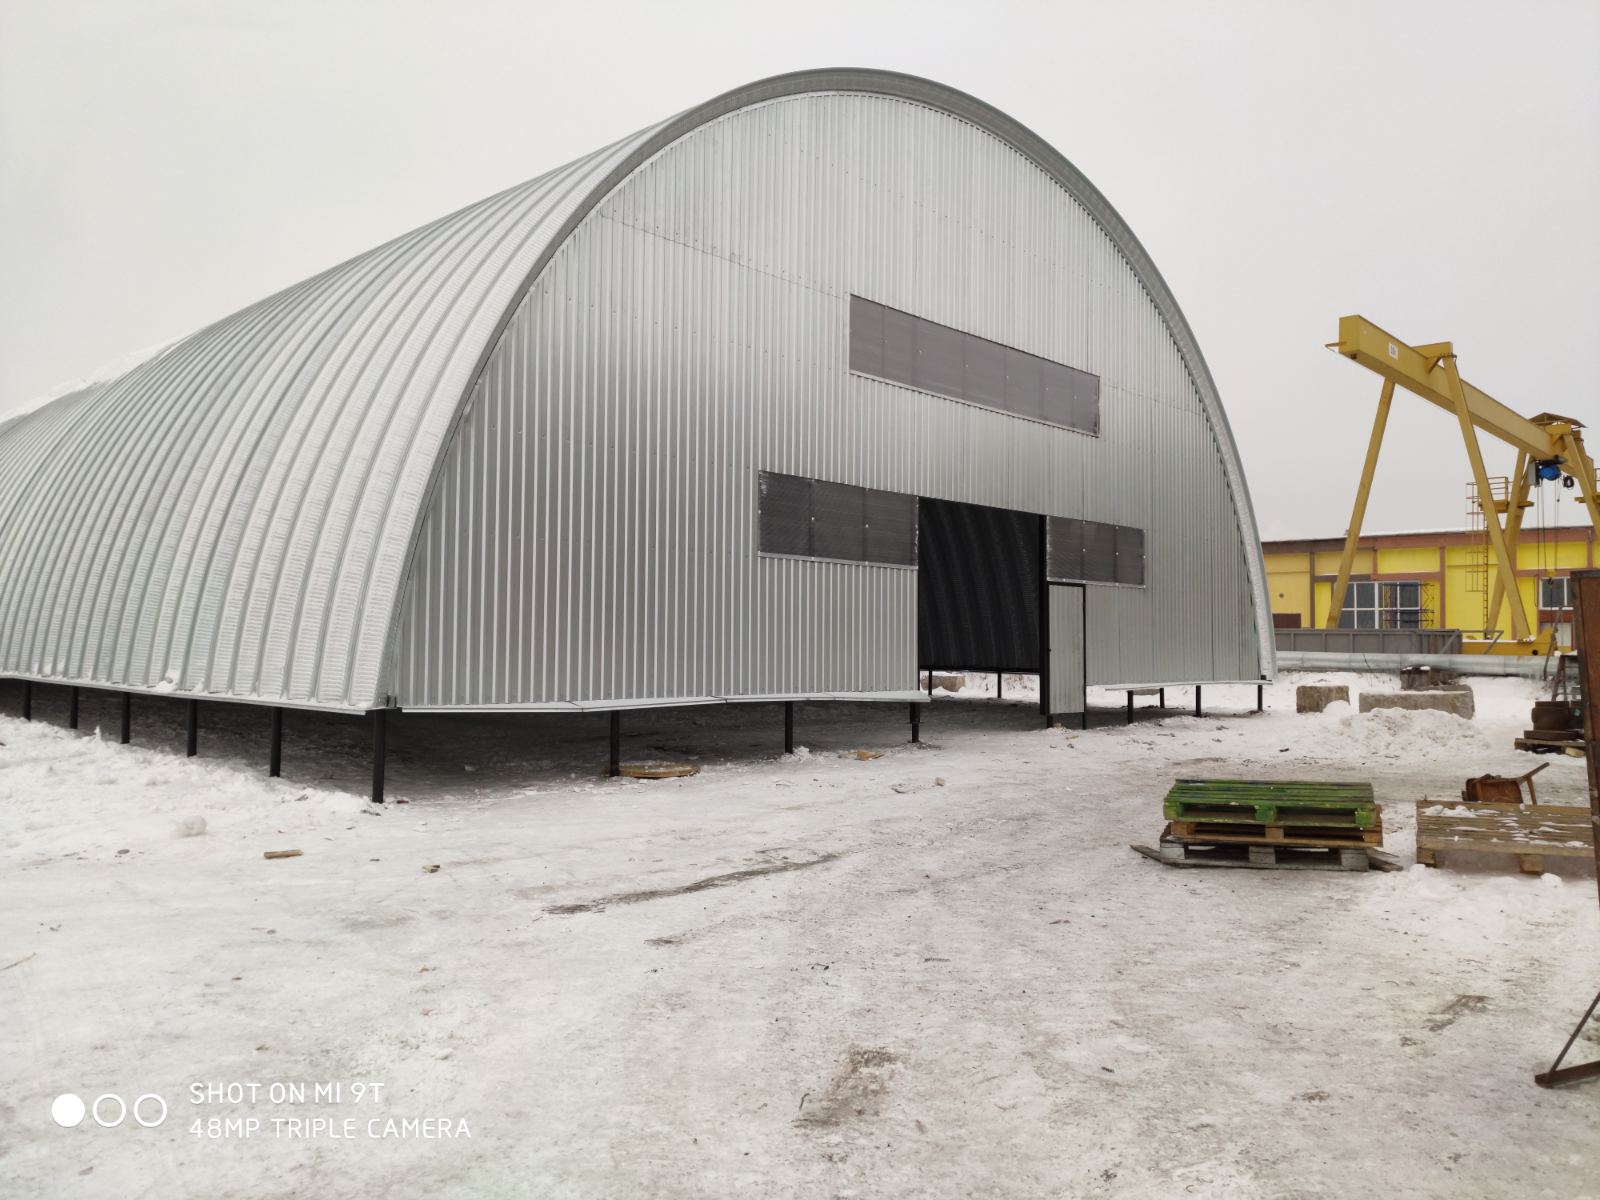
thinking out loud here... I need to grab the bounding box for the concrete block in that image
[1296,684,1350,713]
[1358,688,1475,719]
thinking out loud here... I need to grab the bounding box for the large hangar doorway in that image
[916,498,1038,717]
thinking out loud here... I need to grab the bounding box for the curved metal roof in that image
[0,69,1272,709]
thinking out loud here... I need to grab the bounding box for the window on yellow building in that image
[1538,576,1571,611]
[1339,581,1422,630]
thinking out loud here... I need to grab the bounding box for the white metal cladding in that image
[392,82,1272,707]
[0,126,673,708]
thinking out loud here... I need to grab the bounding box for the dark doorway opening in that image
[917,497,1043,677]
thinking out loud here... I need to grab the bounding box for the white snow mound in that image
[1315,705,1490,761]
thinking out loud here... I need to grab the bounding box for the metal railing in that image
[1274,627,1464,655]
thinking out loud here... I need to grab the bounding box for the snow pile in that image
[1312,704,1493,761]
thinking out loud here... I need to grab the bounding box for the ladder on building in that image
[1464,476,1514,633]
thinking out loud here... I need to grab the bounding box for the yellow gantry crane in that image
[1325,315,1600,650]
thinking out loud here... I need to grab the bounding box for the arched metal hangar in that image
[0,69,1273,787]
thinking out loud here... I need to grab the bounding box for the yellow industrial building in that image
[1262,525,1594,649]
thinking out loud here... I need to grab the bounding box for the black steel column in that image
[68,686,80,730]
[1194,686,1203,718]
[185,699,198,757]
[910,703,920,744]
[927,671,934,697]
[1159,687,1165,708]
[119,693,131,745]
[1127,692,1134,725]
[22,680,31,721]
[608,710,621,778]
[269,707,283,778]
[1256,683,1265,713]
[996,672,1003,701]
[371,709,387,804]
[784,701,795,755]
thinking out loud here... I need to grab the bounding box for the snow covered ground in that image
[2,671,1597,1199]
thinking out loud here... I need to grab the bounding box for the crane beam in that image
[1333,316,1560,459]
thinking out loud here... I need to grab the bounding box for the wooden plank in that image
[1131,843,1378,872]
[1414,800,1594,869]
[1146,838,1370,872]
[1167,819,1383,847]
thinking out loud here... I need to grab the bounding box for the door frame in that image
[1043,579,1087,729]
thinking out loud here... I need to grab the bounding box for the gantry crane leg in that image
[1486,450,1530,635]
[1442,355,1531,640]
[1324,380,1395,628]
[1562,433,1600,532]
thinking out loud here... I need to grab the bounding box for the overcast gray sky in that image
[2,0,1596,538]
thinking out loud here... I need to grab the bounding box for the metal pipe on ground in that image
[1276,650,1551,678]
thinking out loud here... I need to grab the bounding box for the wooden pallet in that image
[1163,779,1378,829]
[1166,817,1383,847]
[1514,733,1586,758]
[1138,838,1370,872]
[1415,799,1594,874]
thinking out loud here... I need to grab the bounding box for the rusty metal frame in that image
[1534,568,1600,1087]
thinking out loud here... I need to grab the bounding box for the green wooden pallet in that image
[1162,779,1378,829]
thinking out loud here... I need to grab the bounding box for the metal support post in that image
[119,693,131,744]
[371,710,387,804]
[1486,450,1531,635]
[22,680,31,721]
[1326,380,1395,627]
[784,701,795,755]
[608,710,621,778]
[1443,356,1530,639]
[1256,684,1264,713]
[68,686,80,730]
[910,703,920,744]
[269,707,283,777]
[1158,687,1165,708]
[1126,692,1134,725]
[1194,686,1203,718]
[996,672,1003,701]
[185,699,198,757]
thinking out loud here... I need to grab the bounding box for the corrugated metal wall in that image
[392,91,1264,707]
[0,127,666,709]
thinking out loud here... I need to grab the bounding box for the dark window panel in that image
[810,479,867,562]
[963,333,1008,411]
[1046,516,1083,582]
[848,295,885,378]
[849,295,1099,435]
[912,317,965,400]
[881,306,917,386]
[864,487,918,566]
[1004,350,1045,422]
[1072,372,1101,435]
[758,471,812,557]
[1114,525,1145,586]
[1081,520,1117,583]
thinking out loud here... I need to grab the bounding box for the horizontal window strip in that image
[850,295,1099,435]
[1047,516,1144,586]
[758,471,918,567]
